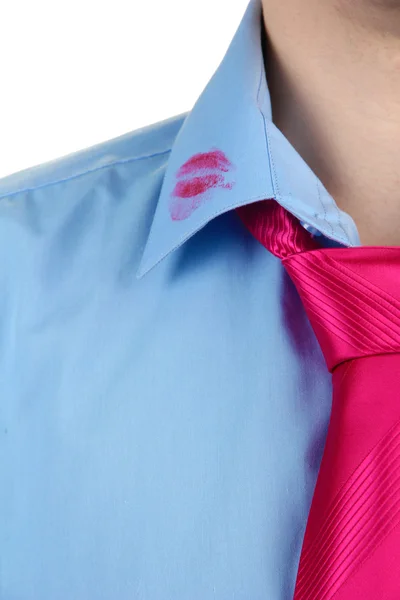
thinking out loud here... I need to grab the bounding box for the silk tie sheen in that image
[236,199,400,600]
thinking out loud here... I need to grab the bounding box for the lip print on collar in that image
[169,148,236,221]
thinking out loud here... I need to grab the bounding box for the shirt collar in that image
[136,0,360,279]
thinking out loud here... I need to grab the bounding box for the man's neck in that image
[261,0,400,245]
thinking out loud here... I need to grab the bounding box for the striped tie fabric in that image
[236,199,400,599]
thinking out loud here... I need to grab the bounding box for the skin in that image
[261,0,400,246]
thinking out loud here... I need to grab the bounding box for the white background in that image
[0,0,248,179]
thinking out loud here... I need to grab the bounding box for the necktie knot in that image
[237,200,400,372]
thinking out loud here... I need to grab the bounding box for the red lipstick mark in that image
[169,148,235,221]
[176,150,233,177]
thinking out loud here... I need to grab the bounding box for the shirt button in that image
[301,221,322,236]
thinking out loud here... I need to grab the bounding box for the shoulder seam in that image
[0,148,172,201]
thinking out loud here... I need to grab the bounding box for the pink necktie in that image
[236,199,400,600]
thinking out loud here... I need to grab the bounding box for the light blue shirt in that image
[1,0,362,598]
